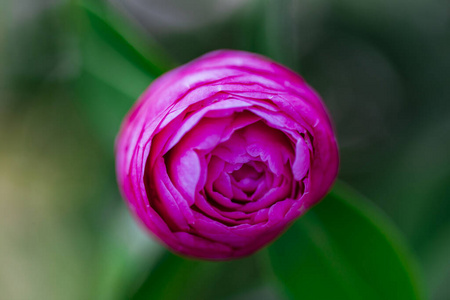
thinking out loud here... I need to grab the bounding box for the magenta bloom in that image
[116,50,339,260]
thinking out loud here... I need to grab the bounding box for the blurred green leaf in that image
[128,182,423,300]
[94,207,163,300]
[259,0,299,69]
[75,0,176,152]
[78,0,175,77]
[130,251,276,300]
[269,181,424,300]
[421,221,450,300]
[76,62,147,151]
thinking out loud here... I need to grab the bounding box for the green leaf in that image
[94,208,163,300]
[130,251,277,300]
[128,182,423,300]
[74,0,176,151]
[268,181,425,300]
[76,70,139,154]
[78,0,175,77]
[421,221,450,300]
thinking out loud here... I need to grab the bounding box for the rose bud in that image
[116,50,339,260]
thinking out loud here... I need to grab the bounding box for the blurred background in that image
[0,0,449,299]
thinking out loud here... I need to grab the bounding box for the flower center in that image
[230,163,263,182]
[228,162,266,199]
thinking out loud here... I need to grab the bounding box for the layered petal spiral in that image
[116,50,339,259]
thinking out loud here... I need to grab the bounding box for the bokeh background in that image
[1,0,449,299]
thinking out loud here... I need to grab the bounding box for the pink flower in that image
[116,50,339,260]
